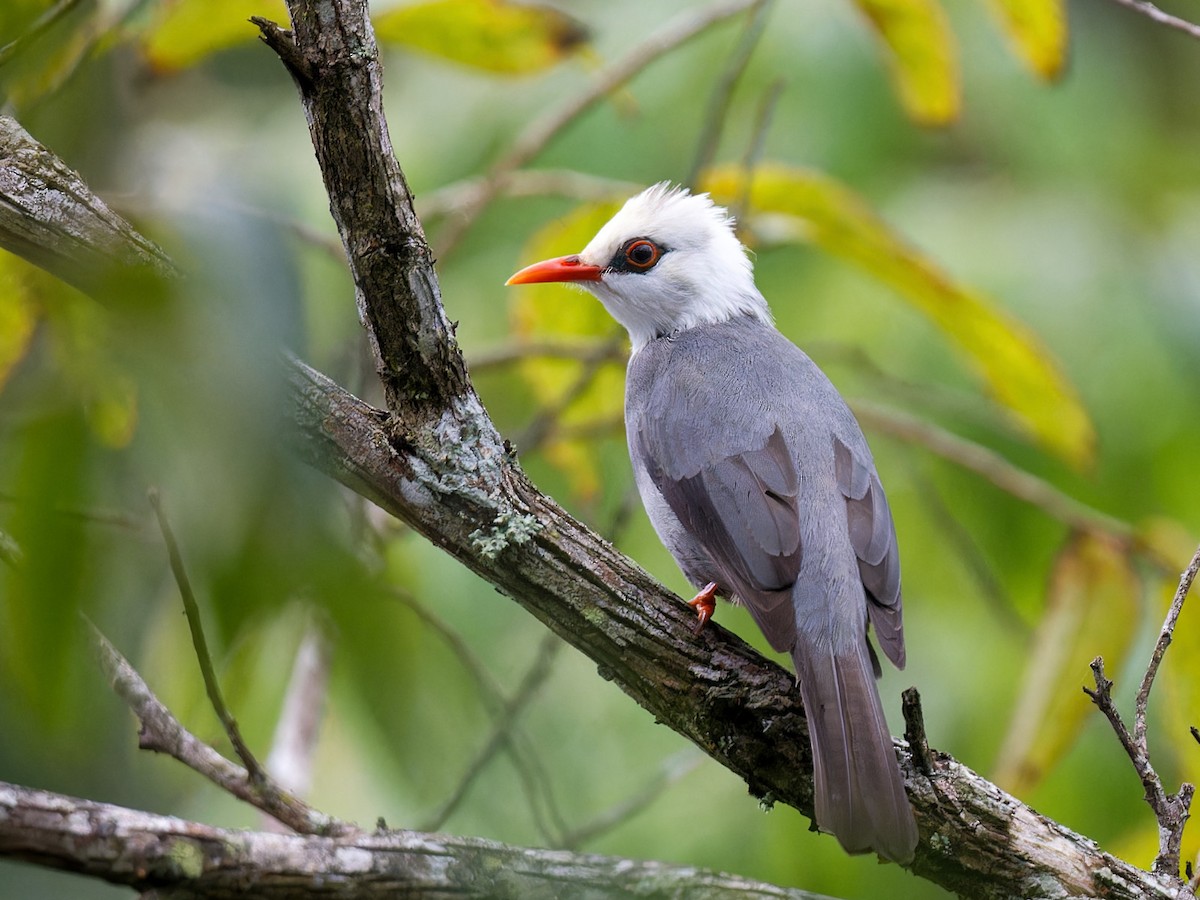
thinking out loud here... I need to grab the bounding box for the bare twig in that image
[1136,543,1200,744]
[514,331,626,451]
[87,620,355,837]
[419,170,640,223]
[1083,542,1200,880]
[853,400,1134,541]
[422,633,565,840]
[558,750,704,849]
[729,76,786,225]
[393,592,568,839]
[263,616,332,830]
[468,338,627,373]
[910,466,1023,633]
[434,0,760,257]
[686,0,774,187]
[901,687,933,777]
[148,488,266,783]
[1103,0,1200,40]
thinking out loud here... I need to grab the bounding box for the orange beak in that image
[506,254,603,285]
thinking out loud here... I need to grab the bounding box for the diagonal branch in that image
[148,487,266,783]
[0,16,1194,896]
[88,620,356,838]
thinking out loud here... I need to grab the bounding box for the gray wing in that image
[834,436,905,669]
[637,425,802,653]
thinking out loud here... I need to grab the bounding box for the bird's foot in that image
[686,582,719,634]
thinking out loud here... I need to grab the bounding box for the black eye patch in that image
[606,237,668,274]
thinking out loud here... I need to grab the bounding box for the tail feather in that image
[793,638,918,863]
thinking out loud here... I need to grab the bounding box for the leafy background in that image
[1,0,1199,897]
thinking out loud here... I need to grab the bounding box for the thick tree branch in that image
[0,782,839,900]
[0,116,176,293]
[0,7,1194,891]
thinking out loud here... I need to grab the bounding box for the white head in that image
[507,183,771,350]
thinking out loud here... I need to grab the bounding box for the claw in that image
[686,582,719,634]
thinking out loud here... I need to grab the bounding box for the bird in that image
[506,182,919,863]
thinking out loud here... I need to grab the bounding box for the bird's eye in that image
[624,239,661,270]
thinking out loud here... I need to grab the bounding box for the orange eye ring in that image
[625,239,661,270]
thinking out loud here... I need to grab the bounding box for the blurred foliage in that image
[2,0,1200,898]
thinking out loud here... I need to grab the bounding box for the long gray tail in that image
[792,637,918,863]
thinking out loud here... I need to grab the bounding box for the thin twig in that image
[514,332,626,452]
[421,634,565,840]
[1135,543,1200,746]
[148,487,266,783]
[730,76,785,225]
[468,338,628,373]
[419,170,641,223]
[557,750,704,849]
[87,619,356,837]
[435,0,760,257]
[910,466,1024,634]
[393,591,569,840]
[1083,542,1200,880]
[852,400,1134,541]
[1104,0,1200,40]
[901,687,933,776]
[686,0,774,187]
[263,615,332,833]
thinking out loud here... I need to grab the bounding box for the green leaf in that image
[986,0,1068,81]
[700,163,1096,468]
[0,255,39,391]
[374,0,589,76]
[993,530,1140,793]
[850,0,960,125]
[509,201,626,497]
[140,0,285,71]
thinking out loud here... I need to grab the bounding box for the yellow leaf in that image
[38,273,141,448]
[509,201,627,496]
[993,531,1140,794]
[851,0,960,125]
[141,0,285,71]
[986,0,1068,81]
[0,255,39,390]
[374,0,588,76]
[1134,516,1197,573]
[700,163,1096,468]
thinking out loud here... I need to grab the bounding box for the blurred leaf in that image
[986,0,1067,81]
[0,407,91,730]
[1134,516,1196,572]
[993,530,1140,793]
[701,163,1096,468]
[140,0,285,71]
[374,0,588,75]
[0,0,102,109]
[850,0,959,125]
[509,201,625,497]
[0,256,39,390]
[42,280,139,448]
